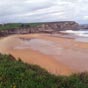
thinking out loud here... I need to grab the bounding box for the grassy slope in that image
[0,54,88,88]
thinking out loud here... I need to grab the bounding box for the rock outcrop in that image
[0,21,80,36]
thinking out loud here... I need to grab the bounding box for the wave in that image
[60,30,88,43]
[61,30,88,37]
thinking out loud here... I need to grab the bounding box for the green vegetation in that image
[0,23,21,30]
[0,54,88,88]
[0,23,40,30]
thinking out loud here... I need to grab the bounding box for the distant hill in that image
[80,24,88,29]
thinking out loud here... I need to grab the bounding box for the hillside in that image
[0,53,88,88]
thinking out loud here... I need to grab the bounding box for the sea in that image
[60,29,88,43]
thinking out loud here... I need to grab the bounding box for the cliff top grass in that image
[0,23,40,30]
[0,53,88,88]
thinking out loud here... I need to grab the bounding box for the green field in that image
[0,54,88,88]
[0,23,40,30]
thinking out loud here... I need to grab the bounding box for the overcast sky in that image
[0,0,88,24]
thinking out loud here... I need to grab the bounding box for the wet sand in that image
[0,34,88,75]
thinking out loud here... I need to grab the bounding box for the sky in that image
[0,0,88,24]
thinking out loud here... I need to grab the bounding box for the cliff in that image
[36,21,79,33]
[0,21,80,36]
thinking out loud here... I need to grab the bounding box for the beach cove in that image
[0,34,88,75]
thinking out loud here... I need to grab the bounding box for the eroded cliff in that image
[0,21,80,36]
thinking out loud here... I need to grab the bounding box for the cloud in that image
[0,0,88,23]
[83,16,88,20]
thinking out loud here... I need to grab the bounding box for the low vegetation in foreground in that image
[0,54,88,88]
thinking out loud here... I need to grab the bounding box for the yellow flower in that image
[13,85,16,88]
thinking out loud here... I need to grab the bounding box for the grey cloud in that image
[0,0,54,16]
[0,0,88,23]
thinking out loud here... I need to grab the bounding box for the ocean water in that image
[60,30,88,43]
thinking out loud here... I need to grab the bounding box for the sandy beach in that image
[0,34,88,75]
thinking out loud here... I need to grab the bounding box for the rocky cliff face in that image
[0,21,80,36]
[36,21,79,32]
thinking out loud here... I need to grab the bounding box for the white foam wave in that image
[60,30,88,37]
